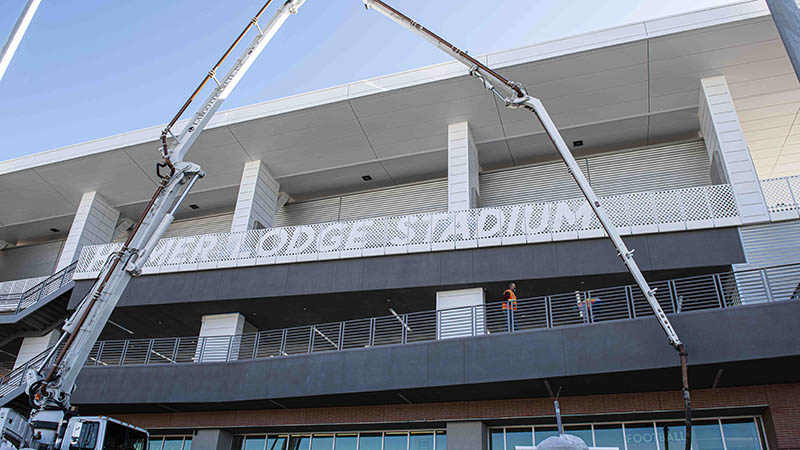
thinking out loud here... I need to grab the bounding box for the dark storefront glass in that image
[535,427,559,445]
[595,425,625,450]
[333,435,356,450]
[310,435,333,450]
[564,426,593,446]
[625,423,658,450]
[410,432,434,450]
[357,434,381,450]
[244,437,266,450]
[435,431,446,450]
[490,429,505,450]
[384,433,409,450]
[505,428,533,450]
[722,419,763,450]
[267,436,287,450]
[287,436,310,450]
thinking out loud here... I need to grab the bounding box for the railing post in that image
[197,337,206,363]
[96,341,105,366]
[713,274,726,308]
[144,339,154,365]
[120,340,129,366]
[279,329,287,356]
[308,327,315,354]
[761,269,774,302]
[669,280,679,313]
[586,291,594,324]
[252,332,260,359]
[369,317,376,347]
[436,310,441,340]
[226,335,235,362]
[471,306,477,336]
[171,339,179,363]
[545,296,552,328]
[625,286,634,319]
[402,314,408,344]
[338,323,344,351]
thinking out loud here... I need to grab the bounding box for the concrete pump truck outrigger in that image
[359,1,693,448]
[0,1,692,450]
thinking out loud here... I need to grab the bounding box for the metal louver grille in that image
[735,219,800,271]
[275,179,448,227]
[588,140,711,196]
[113,213,234,243]
[480,140,710,207]
[338,179,447,221]
[480,159,589,207]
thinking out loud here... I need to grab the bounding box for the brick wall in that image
[115,383,800,450]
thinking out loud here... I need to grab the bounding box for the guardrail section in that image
[0,262,76,315]
[74,184,741,279]
[75,263,798,367]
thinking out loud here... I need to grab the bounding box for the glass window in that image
[489,430,504,450]
[288,436,310,450]
[625,424,657,450]
[357,434,382,450]
[658,421,725,450]
[266,437,287,450]
[535,427,559,445]
[162,439,184,450]
[722,419,762,450]
[410,433,434,450]
[694,420,724,450]
[384,433,409,450]
[311,436,334,450]
[71,421,100,450]
[244,438,266,450]
[103,422,147,450]
[334,435,356,450]
[564,427,593,446]
[148,438,163,450]
[657,422,686,450]
[435,432,446,450]
[183,439,191,450]
[506,428,533,450]
[595,424,625,450]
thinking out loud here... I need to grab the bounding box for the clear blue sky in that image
[0,0,736,161]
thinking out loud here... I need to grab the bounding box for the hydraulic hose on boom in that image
[361,1,693,448]
[15,2,307,449]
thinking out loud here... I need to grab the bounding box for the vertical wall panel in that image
[0,240,64,281]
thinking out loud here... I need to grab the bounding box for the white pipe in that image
[0,0,42,84]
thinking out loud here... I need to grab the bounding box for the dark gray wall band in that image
[69,228,745,309]
[71,300,798,406]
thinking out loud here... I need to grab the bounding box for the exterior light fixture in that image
[362,175,373,181]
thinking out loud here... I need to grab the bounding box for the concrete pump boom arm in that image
[23,1,307,442]
[361,0,692,448]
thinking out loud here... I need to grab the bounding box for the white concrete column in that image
[14,329,59,369]
[448,122,480,211]
[699,77,770,224]
[197,313,255,362]
[231,160,281,232]
[56,192,119,270]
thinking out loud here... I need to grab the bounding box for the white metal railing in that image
[67,263,798,368]
[760,175,800,220]
[0,263,77,315]
[74,184,741,279]
[0,276,47,298]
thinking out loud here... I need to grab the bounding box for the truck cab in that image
[61,417,147,450]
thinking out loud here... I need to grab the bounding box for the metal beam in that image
[0,0,42,84]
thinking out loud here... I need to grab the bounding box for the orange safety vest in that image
[501,289,517,310]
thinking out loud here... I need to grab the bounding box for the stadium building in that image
[1,1,800,449]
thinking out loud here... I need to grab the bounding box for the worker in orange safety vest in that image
[501,282,517,311]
